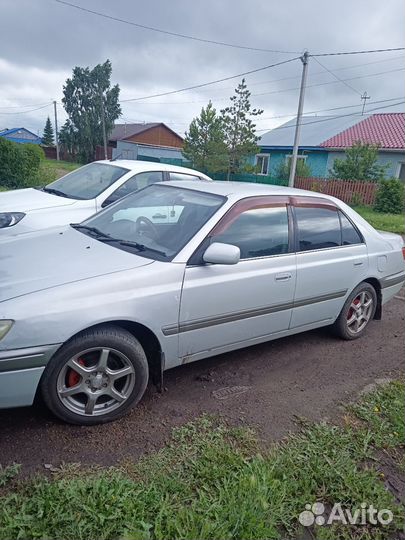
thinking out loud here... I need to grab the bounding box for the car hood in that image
[0,188,77,212]
[0,226,154,302]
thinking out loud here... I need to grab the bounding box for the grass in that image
[0,381,404,540]
[38,158,81,185]
[353,206,404,235]
[0,159,80,191]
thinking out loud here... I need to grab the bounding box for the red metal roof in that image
[320,113,405,149]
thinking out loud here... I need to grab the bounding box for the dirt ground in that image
[0,293,404,475]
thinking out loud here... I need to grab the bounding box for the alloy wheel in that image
[56,347,136,416]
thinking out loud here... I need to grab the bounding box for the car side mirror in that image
[203,242,240,265]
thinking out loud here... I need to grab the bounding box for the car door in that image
[290,196,369,329]
[178,196,297,361]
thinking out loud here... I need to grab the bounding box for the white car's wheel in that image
[333,282,377,340]
[41,325,149,425]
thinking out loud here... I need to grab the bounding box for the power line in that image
[123,66,405,105]
[0,104,52,115]
[167,54,405,95]
[312,57,362,96]
[255,100,405,132]
[120,56,301,102]
[0,101,52,110]
[311,47,405,57]
[53,0,300,54]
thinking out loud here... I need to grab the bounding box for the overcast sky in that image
[1,0,404,138]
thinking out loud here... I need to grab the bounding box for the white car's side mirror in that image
[203,242,240,265]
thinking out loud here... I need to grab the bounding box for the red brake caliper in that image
[348,297,360,320]
[67,358,85,387]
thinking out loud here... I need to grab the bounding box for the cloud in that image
[1,0,404,135]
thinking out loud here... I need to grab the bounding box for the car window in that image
[339,211,363,245]
[169,172,201,182]
[295,206,341,251]
[45,163,129,200]
[80,184,225,261]
[212,205,289,259]
[109,171,164,201]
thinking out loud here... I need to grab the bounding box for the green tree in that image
[42,116,54,146]
[62,59,121,163]
[183,101,228,173]
[329,141,388,181]
[220,79,263,179]
[58,120,78,160]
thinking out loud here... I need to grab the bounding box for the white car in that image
[0,160,211,236]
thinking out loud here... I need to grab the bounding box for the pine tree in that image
[183,102,228,173]
[221,79,263,179]
[42,116,55,146]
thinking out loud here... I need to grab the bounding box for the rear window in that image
[339,211,363,245]
[295,206,341,251]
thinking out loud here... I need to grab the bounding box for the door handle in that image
[275,272,292,282]
[152,213,167,219]
[353,261,364,266]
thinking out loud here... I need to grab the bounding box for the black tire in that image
[333,282,377,340]
[41,325,149,425]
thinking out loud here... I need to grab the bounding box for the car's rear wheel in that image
[41,325,149,425]
[333,282,377,340]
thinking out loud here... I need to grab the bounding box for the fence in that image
[210,171,287,185]
[294,177,378,205]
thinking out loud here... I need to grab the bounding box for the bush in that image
[374,178,405,215]
[0,138,44,189]
[274,158,312,181]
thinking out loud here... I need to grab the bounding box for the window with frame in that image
[212,204,289,259]
[398,163,405,182]
[339,211,363,245]
[169,172,201,182]
[256,154,269,175]
[295,205,363,251]
[109,171,164,201]
[295,206,341,251]
[285,154,307,166]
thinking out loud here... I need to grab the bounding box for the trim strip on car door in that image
[380,272,405,289]
[162,289,347,336]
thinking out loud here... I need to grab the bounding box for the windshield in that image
[45,163,129,200]
[76,184,225,261]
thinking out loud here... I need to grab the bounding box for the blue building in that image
[257,113,405,180]
[0,127,42,145]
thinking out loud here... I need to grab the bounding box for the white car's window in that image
[44,163,129,200]
[76,184,225,261]
[339,211,363,245]
[296,206,341,251]
[213,205,289,259]
[105,171,164,205]
[169,172,201,182]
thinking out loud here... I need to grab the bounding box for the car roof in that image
[96,159,212,180]
[158,180,340,202]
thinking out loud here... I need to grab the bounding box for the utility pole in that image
[99,89,108,160]
[288,51,309,188]
[361,91,370,115]
[53,100,59,161]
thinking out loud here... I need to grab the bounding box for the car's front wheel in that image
[41,325,149,425]
[333,282,377,340]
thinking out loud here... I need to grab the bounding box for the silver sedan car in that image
[1,181,404,424]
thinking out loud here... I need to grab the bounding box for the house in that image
[0,127,42,145]
[257,113,405,180]
[109,122,184,149]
